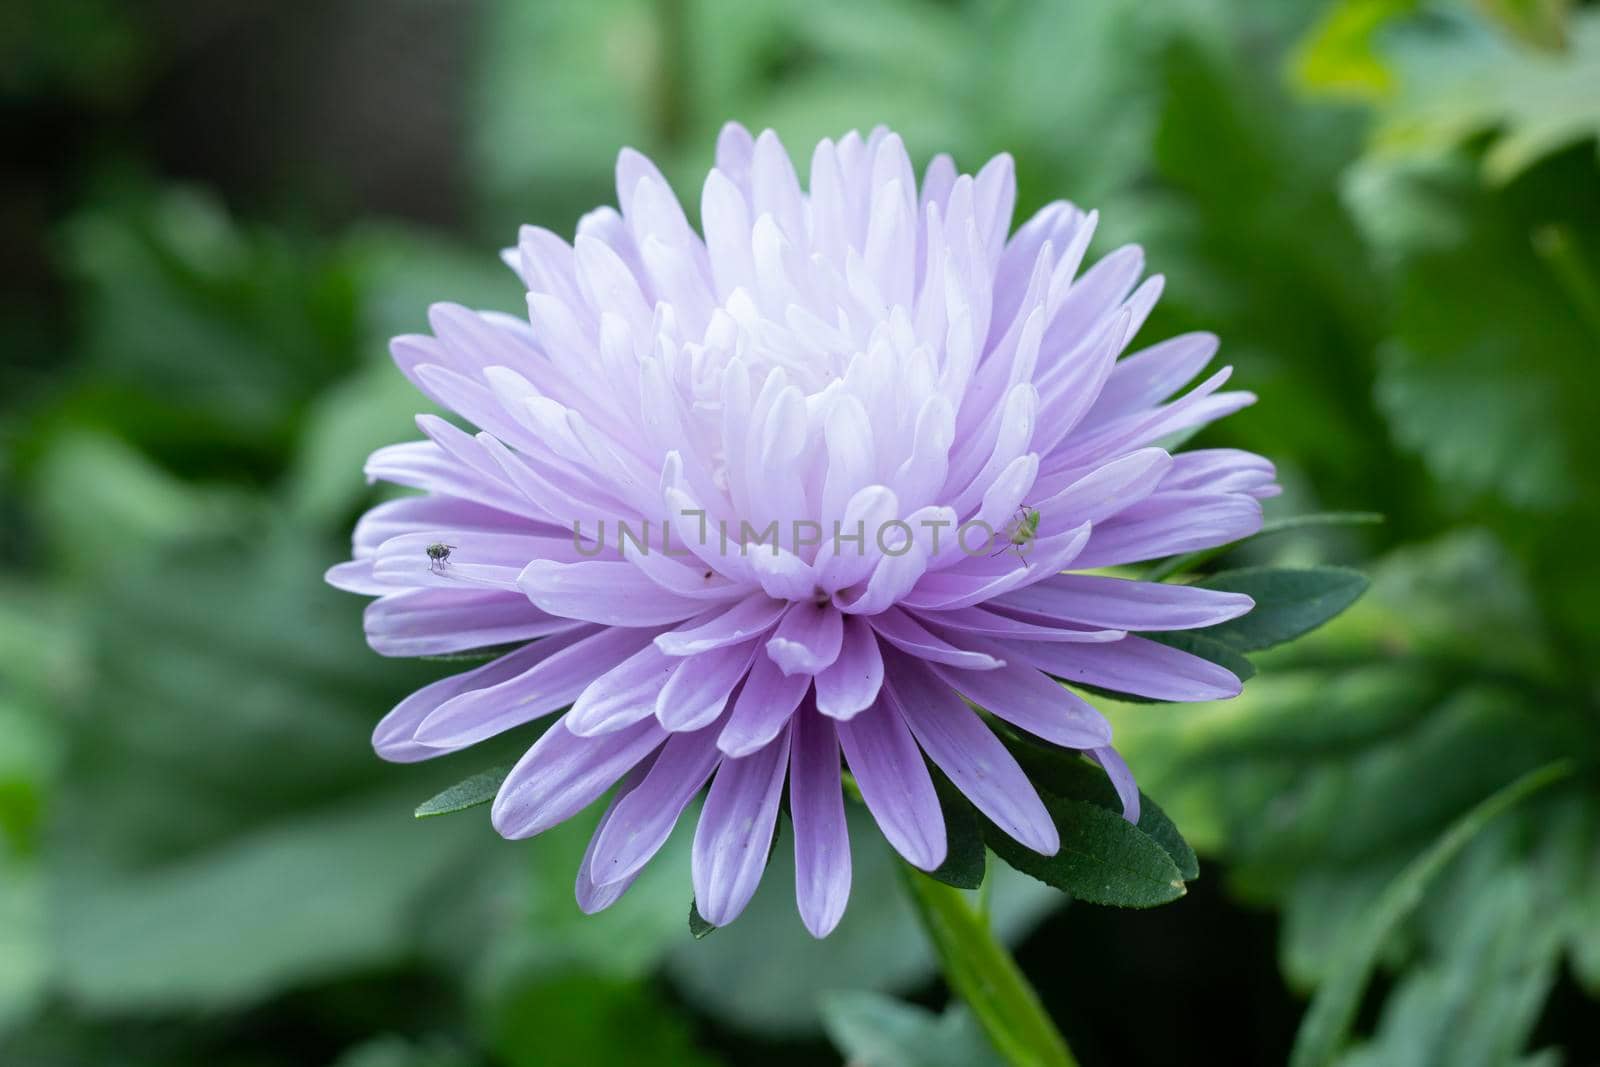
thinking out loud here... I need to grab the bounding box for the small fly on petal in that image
[426,543,457,573]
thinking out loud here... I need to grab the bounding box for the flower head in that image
[328,124,1277,936]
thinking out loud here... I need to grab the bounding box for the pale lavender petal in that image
[575,754,657,913]
[492,715,666,839]
[415,627,658,748]
[519,559,710,626]
[814,616,884,720]
[1070,492,1262,569]
[566,641,679,736]
[656,640,759,732]
[372,640,581,763]
[900,521,1091,611]
[588,724,722,888]
[1089,745,1141,824]
[692,724,792,926]
[655,594,788,656]
[765,601,845,676]
[717,654,811,757]
[1161,448,1278,497]
[351,495,547,558]
[325,559,390,595]
[883,653,1058,854]
[868,607,1005,669]
[836,704,946,871]
[922,604,1125,644]
[790,704,851,937]
[927,647,1112,749]
[1007,635,1243,702]
[1036,447,1171,528]
[364,588,583,657]
[1087,331,1218,423]
[995,573,1255,631]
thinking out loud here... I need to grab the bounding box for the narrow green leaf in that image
[688,900,717,940]
[899,868,1079,1067]
[926,776,988,890]
[413,766,509,819]
[1289,760,1574,1067]
[986,796,1186,908]
[1199,565,1369,652]
[1142,511,1384,582]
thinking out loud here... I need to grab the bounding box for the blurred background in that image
[3,1,1599,1064]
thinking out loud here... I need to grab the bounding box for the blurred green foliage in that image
[3,0,1598,1064]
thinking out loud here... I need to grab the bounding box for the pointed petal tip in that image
[799,900,846,939]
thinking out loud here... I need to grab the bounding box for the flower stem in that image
[898,863,1079,1067]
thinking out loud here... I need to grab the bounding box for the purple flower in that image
[328,124,1277,936]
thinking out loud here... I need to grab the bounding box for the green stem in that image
[899,864,1078,1067]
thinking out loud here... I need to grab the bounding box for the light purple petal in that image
[1036,447,1171,529]
[519,560,710,626]
[655,594,788,656]
[588,724,722,888]
[814,616,884,720]
[1086,331,1218,424]
[364,588,583,658]
[718,655,812,757]
[351,494,551,558]
[492,716,666,839]
[995,573,1255,631]
[372,640,584,763]
[414,627,657,748]
[325,559,390,595]
[1161,448,1278,496]
[900,521,1092,611]
[575,754,657,913]
[1006,635,1243,702]
[1070,492,1262,569]
[883,654,1058,854]
[927,645,1112,749]
[836,704,946,871]
[692,725,792,927]
[868,607,1005,669]
[1089,745,1141,824]
[656,640,759,731]
[790,704,851,937]
[765,601,845,676]
[566,641,679,736]
[921,604,1125,644]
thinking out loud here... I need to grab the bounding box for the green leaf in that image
[819,991,997,1067]
[414,766,510,819]
[926,776,987,890]
[688,899,717,940]
[1289,759,1574,1067]
[1000,738,1199,882]
[1198,565,1370,652]
[986,796,1186,909]
[1291,0,1418,101]
[1369,7,1600,183]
